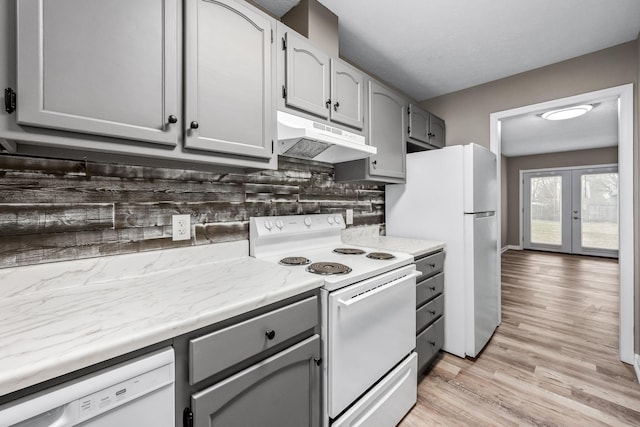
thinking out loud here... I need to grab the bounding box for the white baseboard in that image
[501,245,522,253]
[634,354,640,384]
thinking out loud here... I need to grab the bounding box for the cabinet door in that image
[368,81,406,179]
[191,335,321,427]
[330,59,364,130]
[184,0,274,159]
[16,0,179,146]
[429,114,446,148]
[284,32,331,120]
[408,103,429,144]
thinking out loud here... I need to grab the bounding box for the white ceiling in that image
[500,98,619,157]
[254,0,636,157]
[254,0,640,101]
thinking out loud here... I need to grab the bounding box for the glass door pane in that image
[523,171,571,253]
[530,176,563,245]
[571,167,619,257]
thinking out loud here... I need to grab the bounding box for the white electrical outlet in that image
[172,214,191,241]
[346,209,354,225]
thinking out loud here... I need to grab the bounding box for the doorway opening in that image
[522,165,619,258]
[489,84,634,364]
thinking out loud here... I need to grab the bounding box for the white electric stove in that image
[250,214,418,427]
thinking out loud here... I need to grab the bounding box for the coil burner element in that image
[279,257,311,266]
[332,248,366,255]
[306,262,352,275]
[366,252,396,260]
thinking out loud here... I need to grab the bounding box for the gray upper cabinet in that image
[368,80,406,180]
[281,28,364,131]
[428,114,446,148]
[284,32,331,120]
[407,103,446,150]
[408,103,430,144]
[184,0,274,159]
[16,0,179,146]
[330,59,364,129]
[334,79,405,184]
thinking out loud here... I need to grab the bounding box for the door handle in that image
[573,216,580,220]
[337,271,420,308]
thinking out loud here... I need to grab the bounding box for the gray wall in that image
[420,41,637,149]
[505,147,618,247]
[0,155,383,268]
[420,40,638,354]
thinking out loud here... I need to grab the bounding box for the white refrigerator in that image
[386,143,499,358]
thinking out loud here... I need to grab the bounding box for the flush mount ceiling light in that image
[541,104,593,121]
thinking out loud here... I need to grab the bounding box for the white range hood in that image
[277,111,376,163]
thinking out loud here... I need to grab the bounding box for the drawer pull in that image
[428,263,436,268]
[429,286,436,291]
[265,330,276,340]
[314,357,323,366]
[429,340,436,346]
[428,310,436,315]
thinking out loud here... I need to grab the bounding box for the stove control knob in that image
[304,217,312,227]
[334,215,342,224]
[275,219,284,229]
[327,216,334,225]
[264,220,273,231]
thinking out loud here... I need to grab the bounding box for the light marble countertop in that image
[0,241,323,397]
[342,226,445,258]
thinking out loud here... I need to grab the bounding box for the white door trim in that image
[490,83,634,364]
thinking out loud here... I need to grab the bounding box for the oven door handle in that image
[337,271,420,309]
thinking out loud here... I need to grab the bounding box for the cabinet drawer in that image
[416,272,444,307]
[416,294,444,332]
[416,317,444,373]
[189,296,318,384]
[415,251,444,281]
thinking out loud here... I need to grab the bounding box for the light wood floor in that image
[399,250,640,426]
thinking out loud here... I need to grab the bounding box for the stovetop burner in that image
[333,248,366,255]
[366,252,396,260]
[279,256,311,266]
[306,262,352,275]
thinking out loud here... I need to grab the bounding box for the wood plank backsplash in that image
[0,155,384,268]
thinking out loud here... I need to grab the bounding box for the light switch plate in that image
[172,214,191,241]
[345,209,354,225]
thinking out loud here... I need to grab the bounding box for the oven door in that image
[327,264,418,418]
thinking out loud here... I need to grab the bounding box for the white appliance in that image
[0,348,175,427]
[277,111,376,163]
[386,143,499,358]
[250,214,417,427]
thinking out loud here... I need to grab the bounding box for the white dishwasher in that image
[0,347,174,427]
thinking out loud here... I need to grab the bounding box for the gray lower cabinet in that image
[183,0,275,159]
[414,250,445,374]
[407,103,446,151]
[178,293,321,427]
[335,79,406,184]
[15,0,179,146]
[192,335,320,427]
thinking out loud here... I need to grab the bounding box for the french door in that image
[523,166,618,257]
